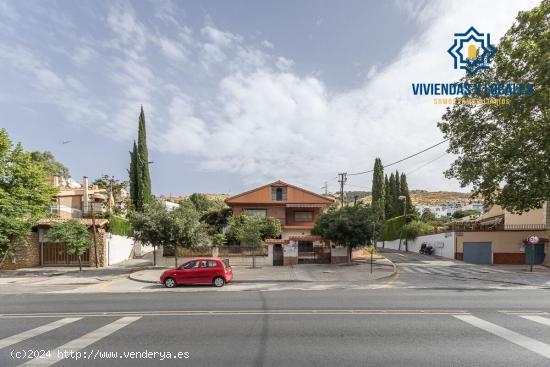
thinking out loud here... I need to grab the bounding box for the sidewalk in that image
[0,258,152,285]
[130,258,396,284]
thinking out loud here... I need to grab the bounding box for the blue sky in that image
[0,0,538,196]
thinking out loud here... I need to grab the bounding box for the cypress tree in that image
[393,170,402,217]
[400,173,413,214]
[384,174,392,219]
[128,141,139,209]
[371,158,385,219]
[137,106,152,207]
[388,173,397,218]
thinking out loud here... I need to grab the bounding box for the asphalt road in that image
[1,288,550,367]
[1,251,550,367]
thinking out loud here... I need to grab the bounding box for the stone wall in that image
[89,228,107,267]
[0,232,40,270]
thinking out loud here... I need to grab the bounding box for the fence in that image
[164,246,268,257]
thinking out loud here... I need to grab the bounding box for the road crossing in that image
[1,311,550,366]
[398,264,512,277]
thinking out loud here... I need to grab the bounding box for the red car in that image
[160,258,233,288]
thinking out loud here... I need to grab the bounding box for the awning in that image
[265,239,289,244]
[288,235,323,241]
[286,204,326,208]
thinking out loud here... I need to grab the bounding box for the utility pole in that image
[321,182,328,195]
[338,173,347,207]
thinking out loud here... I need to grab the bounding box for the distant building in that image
[225,180,348,265]
[49,176,108,218]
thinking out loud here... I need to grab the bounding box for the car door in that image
[177,260,200,284]
[196,260,214,284]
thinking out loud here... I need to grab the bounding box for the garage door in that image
[463,242,492,265]
[525,244,545,265]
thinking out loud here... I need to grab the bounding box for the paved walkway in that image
[130,258,395,284]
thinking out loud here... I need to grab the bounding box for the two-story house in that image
[225,180,344,265]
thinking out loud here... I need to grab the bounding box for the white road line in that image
[414,267,431,274]
[0,318,81,349]
[427,268,449,275]
[400,267,416,273]
[480,267,509,273]
[454,315,550,359]
[520,315,550,327]
[20,316,141,366]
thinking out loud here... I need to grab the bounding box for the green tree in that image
[93,175,129,214]
[438,1,550,213]
[399,173,413,214]
[371,158,385,220]
[312,206,374,264]
[420,208,437,222]
[128,141,139,210]
[0,129,58,266]
[188,193,215,214]
[30,151,70,179]
[47,220,92,271]
[137,106,152,207]
[129,202,206,268]
[228,214,265,268]
[384,174,392,219]
[128,107,153,211]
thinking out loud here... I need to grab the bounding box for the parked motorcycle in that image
[419,243,434,255]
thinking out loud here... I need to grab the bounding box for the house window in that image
[294,211,313,222]
[272,186,287,201]
[244,209,267,218]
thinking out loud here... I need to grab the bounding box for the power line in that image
[406,152,449,176]
[347,139,449,176]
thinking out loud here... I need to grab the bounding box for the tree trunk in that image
[174,247,178,269]
[78,255,82,272]
[398,238,402,251]
[252,247,256,269]
[153,246,157,266]
[347,246,352,265]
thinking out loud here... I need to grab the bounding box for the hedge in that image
[379,214,416,241]
[108,215,133,237]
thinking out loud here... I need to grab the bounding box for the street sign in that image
[527,235,539,244]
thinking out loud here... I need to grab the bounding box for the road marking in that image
[413,267,431,274]
[454,315,550,359]
[427,268,449,275]
[0,318,81,349]
[0,310,469,319]
[520,315,550,327]
[20,316,141,366]
[480,267,509,273]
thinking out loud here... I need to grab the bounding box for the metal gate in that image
[273,244,283,266]
[298,241,315,264]
[42,243,90,266]
[463,242,492,264]
[525,244,545,265]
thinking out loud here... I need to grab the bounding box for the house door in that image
[463,242,492,265]
[525,244,545,265]
[298,241,314,264]
[273,245,283,266]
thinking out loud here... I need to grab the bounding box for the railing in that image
[169,246,268,257]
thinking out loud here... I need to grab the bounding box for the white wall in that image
[107,234,135,265]
[377,232,456,259]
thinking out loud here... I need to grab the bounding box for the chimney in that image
[83,176,89,214]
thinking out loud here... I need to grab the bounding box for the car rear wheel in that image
[213,277,225,287]
[164,278,176,288]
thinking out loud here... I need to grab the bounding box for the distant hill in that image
[158,193,230,202]
[158,190,479,207]
[340,190,479,206]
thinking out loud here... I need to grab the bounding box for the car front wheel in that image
[164,278,176,288]
[213,277,225,287]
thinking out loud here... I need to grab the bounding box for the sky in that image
[0,0,540,196]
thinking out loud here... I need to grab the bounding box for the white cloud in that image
[151,0,540,192]
[72,45,97,66]
[201,25,242,47]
